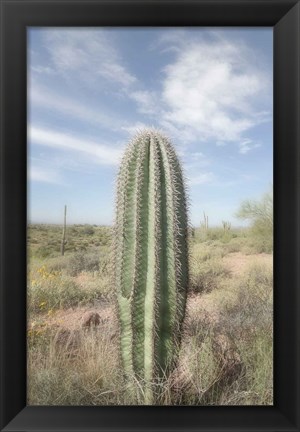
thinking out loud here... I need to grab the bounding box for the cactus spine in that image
[114,130,189,403]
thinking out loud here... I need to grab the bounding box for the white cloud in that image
[238,139,261,154]
[28,126,123,166]
[127,32,271,152]
[158,34,271,145]
[43,29,136,88]
[150,29,188,54]
[130,91,157,115]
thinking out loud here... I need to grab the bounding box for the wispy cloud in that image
[121,122,150,135]
[188,172,215,186]
[130,91,157,115]
[184,152,211,171]
[31,65,56,75]
[43,29,136,88]
[238,139,261,154]
[28,126,123,166]
[150,29,187,54]
[29,85,125,131]
[29,164,64,185]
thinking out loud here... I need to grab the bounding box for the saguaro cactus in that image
[114,130,189,403]
[61,205,67,256]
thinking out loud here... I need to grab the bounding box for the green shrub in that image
[46,256,69,273]
[82,225,95,236]
[35,245,54,258]
[236,190,273,253]
[221,263,273,339]
[67,252,99,276]
[224,237,249,254]
[28,273,97,312]
[190,258,230,294]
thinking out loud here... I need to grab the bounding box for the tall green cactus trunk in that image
[114,130,189,403]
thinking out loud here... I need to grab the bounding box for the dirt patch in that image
[186,294,220,325]
[44,303,115,331]
[186,252,273,325]
[222,252,272,277]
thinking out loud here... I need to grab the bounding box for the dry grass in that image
[27,326,123,405]
[27,224,273,406]
[190,243,231,294]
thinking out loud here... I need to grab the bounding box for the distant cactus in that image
[61,205,67,256]
[202,211,209,231]
[222,220,231,232]
[114,130,189,403]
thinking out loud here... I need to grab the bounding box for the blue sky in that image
[28,28,273,226]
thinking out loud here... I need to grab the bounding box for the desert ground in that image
[27,223,273,405]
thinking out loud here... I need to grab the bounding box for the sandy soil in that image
[34,252,273,332]
[186,252,273,325]
[222,252,272,277]
[42,302,115,331]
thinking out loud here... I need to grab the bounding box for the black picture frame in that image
[0,0,299,431]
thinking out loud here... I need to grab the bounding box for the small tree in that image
[236,190,273,252]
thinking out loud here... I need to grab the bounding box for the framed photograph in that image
[1,0,299,431]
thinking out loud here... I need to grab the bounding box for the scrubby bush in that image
[190,244,230,294]
[224,237,249,254]
[217,263,273,405]
[222,263,273,337]
[67,252,99,276]
[28,277,84,312]
[35,245,54,258]
[191,259,230,294]
[66,250,111,277]
[28,269,99,312]
[46,256,69,273]
[82,225,95,236]
[236,190,273,253]
[97,228,112,246]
